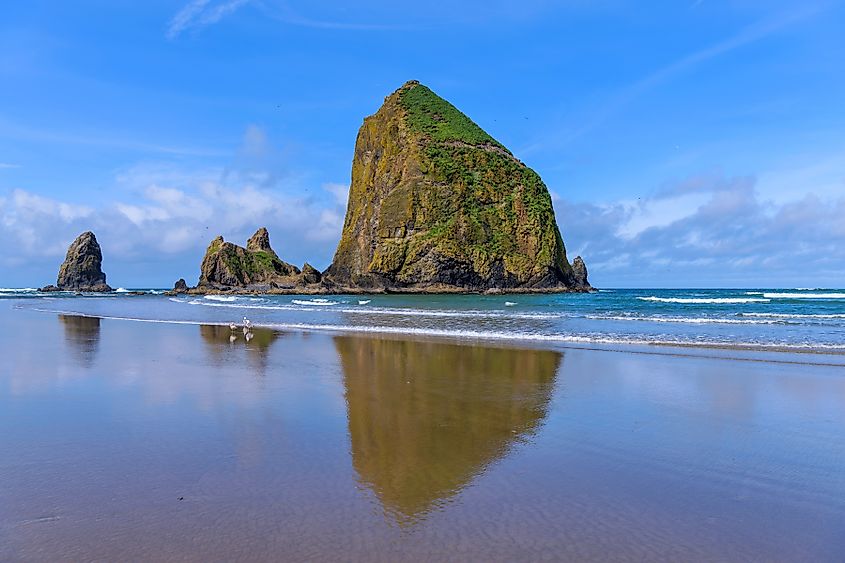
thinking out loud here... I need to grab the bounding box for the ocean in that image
[4,287,845,354]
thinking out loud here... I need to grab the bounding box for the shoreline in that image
[21,306,845,365]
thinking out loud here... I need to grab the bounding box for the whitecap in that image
[504,301,517,306]
[291,299,338,306]
[587,314,788,325]
[114,288,130,293]
[763,292,845,299]
[741,312,845,320]
[204,295,239,302]
[637,296,770,304]
[358,300,371,305]
[0,288,37,292]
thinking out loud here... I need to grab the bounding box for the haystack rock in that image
[198,228,305,289]
[41,231,112,292]
[325,80,590,292]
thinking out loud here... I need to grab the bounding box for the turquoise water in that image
[5,287,845,353]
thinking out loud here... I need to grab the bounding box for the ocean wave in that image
[745,291,764,295]
[740,312,845,320]
[0,288,37,292]
[204,295,240,302]
[587,315,790,325]
[763,293,845,299]
[24,307,845,355]
[291,298,339,306]
[638,296,770,304]
[114,288,130,293]
[186,299,565,320]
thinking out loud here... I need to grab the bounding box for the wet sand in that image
[1,307,844,561]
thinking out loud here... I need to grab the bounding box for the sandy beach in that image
[1,305,844,561]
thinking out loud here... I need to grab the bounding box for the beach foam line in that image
[24,307,845,355]
[740,312,845,320]
[638,296,771,304]
[763,292,845,299]
[179,298,567,320]
[586,315,793,325]
[291,299,339,306]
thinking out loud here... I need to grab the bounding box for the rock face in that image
[198,228,304,289]
[43,231,112,292]
[325,80,589,292]
[572,256,589,288]
[301,263,322,285]
[173,278,188,293]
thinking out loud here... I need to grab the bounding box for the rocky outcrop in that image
[325,80,590,292]
[173,278,188,293]
[198,228,301,289]
[41,231,112,292]
[301,263,322,285]
[572,256,589,288]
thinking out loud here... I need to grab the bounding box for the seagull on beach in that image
[242,316,252,330]
[229,322,238,331]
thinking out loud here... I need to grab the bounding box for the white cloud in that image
[323,182,349,206]
[556,173,845,286]
[0,162,20,169]
[167,0,252,39]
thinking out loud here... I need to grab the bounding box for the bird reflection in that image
[58,314,101,368]
[199,324,280,374]
[335,336,561,524]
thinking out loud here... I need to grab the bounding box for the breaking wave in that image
[763,293,845,300]
[637,296,770,304]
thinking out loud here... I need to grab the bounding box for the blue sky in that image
[1,0,843,288]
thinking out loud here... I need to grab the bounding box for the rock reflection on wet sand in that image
[337,336,560,523]
[59,314,100,367]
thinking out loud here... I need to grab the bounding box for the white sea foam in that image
[115,287,130,293]
[291,299,339,306]
[638,296,770,304]
[745,291,764,295]
[505,301,517,306]
[358,300,371,305]
[204,295,239,302]
[763,292,845,299]
[587,315,789,325]
[181,299,565,320]
[24,306,845,355]
[740,312,845,320]
[0,288,37,292]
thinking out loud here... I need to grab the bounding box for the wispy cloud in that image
[0,119,229,157]
[167,0,253,39]
[521,4,828,155]
[0,162,20,169]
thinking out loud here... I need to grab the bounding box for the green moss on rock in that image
[326,80,589,291]
[198,229,302,288]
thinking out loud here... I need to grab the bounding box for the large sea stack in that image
[197,227,317,290]
[41,231,112,292]
[325,81,589,292]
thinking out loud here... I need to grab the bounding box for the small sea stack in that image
[40,231,113,292]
